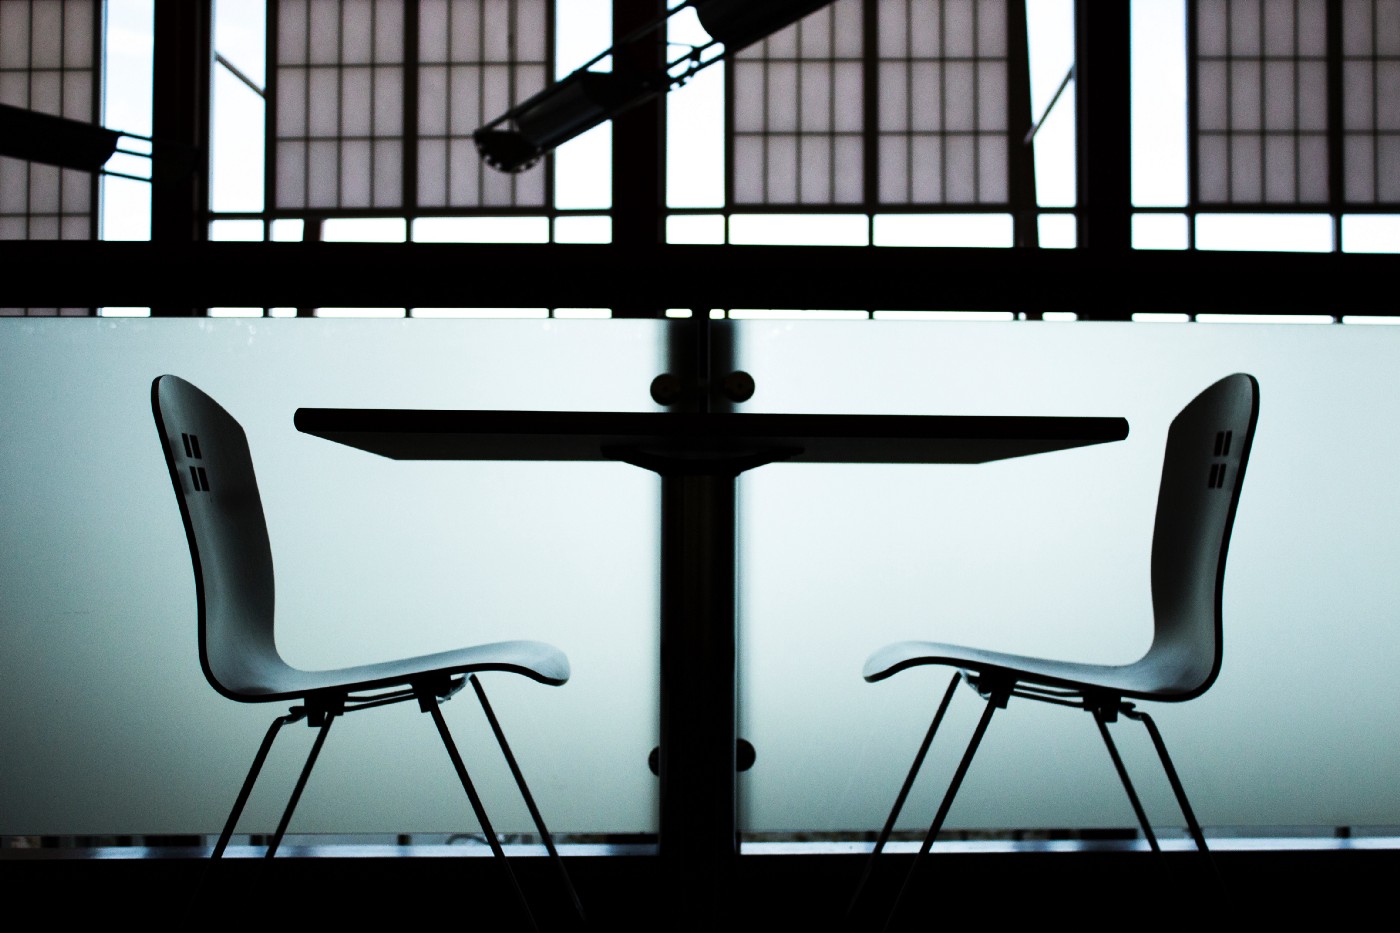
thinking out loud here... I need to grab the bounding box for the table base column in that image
[659,470,738,928]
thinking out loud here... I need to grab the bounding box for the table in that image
[294,407,1128,923]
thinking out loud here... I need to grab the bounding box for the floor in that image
[4,837,1394,928]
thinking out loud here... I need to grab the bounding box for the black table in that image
[294,407,1128,924]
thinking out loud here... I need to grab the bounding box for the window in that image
[270,0,551,214]
[730,0,1030,213]
[1189,0,1400,214]
[0,0,102,242]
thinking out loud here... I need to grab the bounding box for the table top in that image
[294,408,1129,466]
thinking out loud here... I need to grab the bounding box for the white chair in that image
[850,373,1259,927]
[152,374,583,928]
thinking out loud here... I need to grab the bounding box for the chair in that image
[151,374,583,928]
[848,373,1259,926]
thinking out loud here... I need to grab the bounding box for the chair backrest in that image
[1138,373,1259,700]
[152,375,295,699]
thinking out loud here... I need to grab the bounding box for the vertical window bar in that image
[972,0,981,202]
[1294,0,1303,203]
[1260,0,1271,201]
[1188,0,1201,215]
[26,0,34,239]
[544,0,555,215]
[761,36,770,202]
[478,0,487,204]
[796,15,805,201]
[368,0,378,207]
[1226,0,1235,202]
[303,0,311,210]
[264,0,279,212]
[57,0,66,225]
[1367,0,1378,209]
[1327,0,1343,222]
[940,0,948,202]
[335,0,344,208]
[861,0,877,208]
[724,8,736,210]
[908,0,917,205]
[508,0,518,206]
[1007,0,1037,246]
[89,0,102,244]
[403,0,418,212]
[823,2,834,205]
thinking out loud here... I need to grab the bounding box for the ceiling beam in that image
[1,241,1387,317]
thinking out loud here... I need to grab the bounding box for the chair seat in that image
[862,638,1196,700]
[230,638,571,700]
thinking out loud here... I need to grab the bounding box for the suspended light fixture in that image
[475,68,663,174]
[474,0,837,174]
[692,0,838,54]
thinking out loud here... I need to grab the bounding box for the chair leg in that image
[1092,707,1162,853]
[265,713,335,858]
[883,687,1004,933]
[1123,708,1221,876]
[425,695,538,933]
[469,675,587,925]
[847,671,962,921]
[211,710,301,859]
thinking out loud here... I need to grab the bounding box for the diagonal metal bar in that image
[470,674,586,924]
[1093,706,1161,853]
[266,713,335,858]
[210,710,299,860]
[426,694,538,932]
[882,688,1004,933]
[847,671,962,920]
[1126,707,1222,887]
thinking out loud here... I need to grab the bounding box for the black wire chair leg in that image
[265,713,335,858]
[883,689,1003,933]
[470,675,587,925]
[1125,707,1223,888]
[848,671,962,921]
[426,695,538,933]
[211,710,300,859]
[1093,707,1162,854]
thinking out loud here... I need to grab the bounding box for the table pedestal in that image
[659,470,738,928]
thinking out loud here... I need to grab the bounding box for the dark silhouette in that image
[849,373,1259,930]
[151,374,584,929]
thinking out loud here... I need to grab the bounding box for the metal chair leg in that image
[265,713,335,858]
[1123,706,1223,891]
[883,687,1004,933]
[211,710,301,859]
[848,671,961,921]
[470,675,587,924]
[425,694,538,933]
[1093,706,1162,853]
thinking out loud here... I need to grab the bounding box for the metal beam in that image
[1,241,1391,317]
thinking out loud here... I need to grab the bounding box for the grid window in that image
[0,0,100,242]
[1342,0,1400,203]
[271,0,551,213]
[729,0,1016,209]
[731,0,864,205]
[877,0,1009,204]
[1192,0,1400,209]
[417,0,549,208]
[1193,0,1330,205]
[273,0,407,210]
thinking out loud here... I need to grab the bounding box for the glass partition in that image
[734,318,1400,835]
[0,317,664,836]
[6,316,1400,841]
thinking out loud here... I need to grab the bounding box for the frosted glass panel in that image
[0,319,663,836]
[735,319,1400,833]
